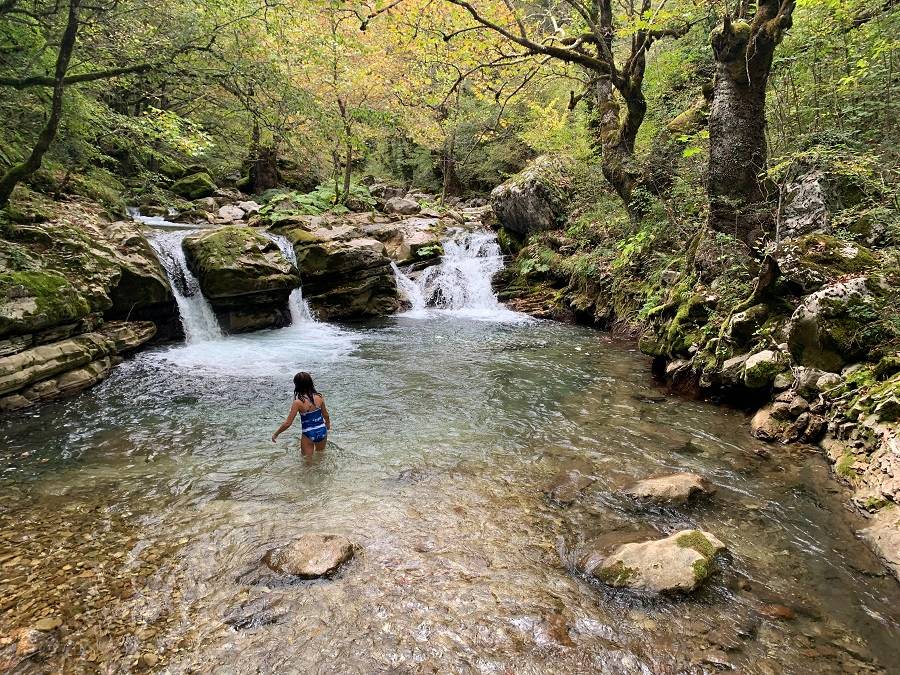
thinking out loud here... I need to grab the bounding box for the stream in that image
[1,231,898,673]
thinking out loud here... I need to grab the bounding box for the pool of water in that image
[1,314,898,673]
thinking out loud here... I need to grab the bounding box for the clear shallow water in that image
[1,315,899,673]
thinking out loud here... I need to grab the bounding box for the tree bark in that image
[440,132,462,201]
[341,141,353,204]
[595,79,647,218]
[251,145,278,193]
[708,3,795,245]
[0,0,81,208]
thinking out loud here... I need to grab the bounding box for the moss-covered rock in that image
[171,172,217,200]
[778,234,878,295]
[588,529,727,594]
[0,209,176,341]
[0,269,93,339]
[743,349,787,388]
[182,226,300,332]
[269,215,402,320]
[787,276,895,371]
[490,155,574,236]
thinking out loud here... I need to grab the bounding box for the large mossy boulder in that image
[787,276,895,372]
[182,226,300,332]
[0,201,173,410]
[294,237,399,319]
[777,234,878,295]
[171,171,217,200]
[0,215,176,342]
[490,155,574,236]
[101,221,179,338]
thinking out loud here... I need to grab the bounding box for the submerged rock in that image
[182,226,300,332]
[263,533,354,578]
[622,472,715,505]
[543,460,595,505]
[490,155,573,236]
[588,529,727,594]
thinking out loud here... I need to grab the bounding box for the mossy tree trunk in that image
[708,2,795,246]
[0,0,81,208]
[591,77,647,220]
[447,0,697,223]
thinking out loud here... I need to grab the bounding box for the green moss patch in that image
[675,531,717,559]
[597,560,638,585]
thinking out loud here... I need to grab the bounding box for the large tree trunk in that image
[440,132,462,202]
[708,4,795,245]
[0,0,81,208]
[341,141,352,204]
[250,145,278,193]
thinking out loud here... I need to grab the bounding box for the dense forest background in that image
[1,0,895,221]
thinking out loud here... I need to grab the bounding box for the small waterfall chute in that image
[148,230,224,343]
[266,233,315,324]
[128,206,194,230]
[390,262,426,314]
[392,229,526,322]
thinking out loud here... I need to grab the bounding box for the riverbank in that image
[489,155,900,582]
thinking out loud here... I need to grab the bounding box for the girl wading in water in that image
[272,372,331,456]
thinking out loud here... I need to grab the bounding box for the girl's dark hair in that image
[293,371,318,403]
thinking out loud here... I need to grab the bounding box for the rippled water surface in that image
[2,315,899,673]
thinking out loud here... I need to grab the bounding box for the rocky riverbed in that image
[1,318,898,673]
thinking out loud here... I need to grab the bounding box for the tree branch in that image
[0,62,154,89]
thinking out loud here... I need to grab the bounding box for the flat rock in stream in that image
[585,529,727,594]
[263,533,354,578]
[622,472,716,505]
[543,460,595,505]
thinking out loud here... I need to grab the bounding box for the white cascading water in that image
[392,229,525,321]
[148,230,224,343]
[390,262,426,312]
[266,233,314,324]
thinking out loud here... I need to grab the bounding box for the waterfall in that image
[148,230,223,343]
[392,229,524,321]
[267,233,314,324]
[390,262,426,312]
[128,206,189,230]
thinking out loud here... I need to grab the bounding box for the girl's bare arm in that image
[272,401,300,441]
[320,397,331,430]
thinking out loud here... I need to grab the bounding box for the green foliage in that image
[259,183,375,222]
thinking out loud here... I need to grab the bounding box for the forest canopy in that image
[0,0,896,218]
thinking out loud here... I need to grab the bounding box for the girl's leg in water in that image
[314,437,327,452]
[300,435,315,457]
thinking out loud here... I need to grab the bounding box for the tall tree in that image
[0,0,81,207]
[707,0,796,245]
[441,0,704,217]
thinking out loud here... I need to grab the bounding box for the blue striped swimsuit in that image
[299,396,327,442]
